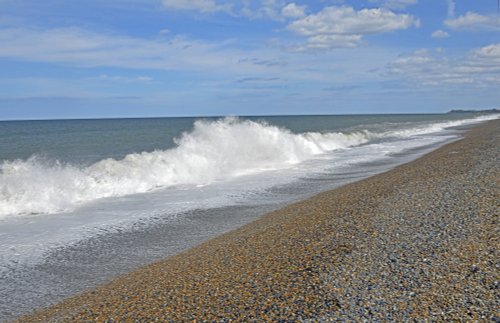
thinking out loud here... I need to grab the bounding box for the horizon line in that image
[2,110,496,122]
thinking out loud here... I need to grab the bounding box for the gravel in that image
[21,119,499,322]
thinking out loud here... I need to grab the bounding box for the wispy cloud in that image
[281,3,307,18]
[161,0,231,13]
[240,0,286,20]
[444,12,500,31]
[0,95,143,102]
[431,30,449,38]
[369,0,418,10]
[0,25,367,89]
[238,57,288,67]
[323,84,361,93]
[89,74,154,82]
[385,44,500,87]
[2,0,498,116]
[446,0,455,17]
[0,27,244,72]
[236,76,281,83]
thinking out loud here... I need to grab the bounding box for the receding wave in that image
[0,115,497,218]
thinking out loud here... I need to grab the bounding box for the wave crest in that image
[0,117,370,217]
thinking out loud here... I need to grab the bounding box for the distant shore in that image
[24,119,499,321]
[447,108,499,114]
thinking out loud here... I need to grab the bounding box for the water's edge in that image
[0,126,471,322]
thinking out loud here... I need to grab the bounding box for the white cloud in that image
[137,76,153,82]
[289,7,417,36]
[238,57,288,67]
[92,74,153,82]
[370,0,418,10]
[444,12,500,31]
[281,3,307,18]
[287,6,418,50]
[446,0,455,17]
[240,0,287,20]
[469,43,500,67]
[294,34,363,51]
[161,0,230,13]
[0,26,333,87]
[386,44,500,87]
[0,27,241,72]
[431,30,449,38]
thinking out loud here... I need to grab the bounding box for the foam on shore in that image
[1,114,496,218]
[21,119,500,321]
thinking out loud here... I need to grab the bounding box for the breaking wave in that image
[0,115,497,218]
[0,117,371,217]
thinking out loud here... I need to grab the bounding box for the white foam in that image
[385,114,499,138]
[0,117,370,218]
[0,114,497,218]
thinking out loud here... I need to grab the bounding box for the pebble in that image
[20,120,499,322]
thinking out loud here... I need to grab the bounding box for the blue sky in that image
[0,0,499,119]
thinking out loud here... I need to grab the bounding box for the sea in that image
[0,113,498,320]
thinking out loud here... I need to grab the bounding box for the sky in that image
[0,0,499,119]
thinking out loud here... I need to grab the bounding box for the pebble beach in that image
[22,119,499,321]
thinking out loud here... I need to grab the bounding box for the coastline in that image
[22,119,499,321]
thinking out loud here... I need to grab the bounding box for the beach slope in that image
[24,120,499,321]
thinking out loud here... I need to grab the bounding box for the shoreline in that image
[2,119,464,321]
[22,119,499,321]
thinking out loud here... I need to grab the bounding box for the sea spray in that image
[1,114,497,218]
[0,117,371,217]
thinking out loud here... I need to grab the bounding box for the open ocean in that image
[0,113,497,320]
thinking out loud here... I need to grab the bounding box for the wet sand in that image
[23,120,499,321]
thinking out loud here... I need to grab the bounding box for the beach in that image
[19,119,499,321]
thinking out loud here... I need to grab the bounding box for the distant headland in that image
[448,108,499,114]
